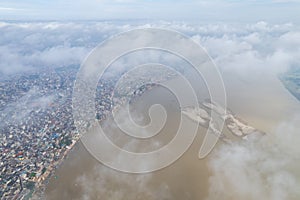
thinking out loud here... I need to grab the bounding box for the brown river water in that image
[45,71,300,200]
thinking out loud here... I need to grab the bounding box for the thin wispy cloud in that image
[0,7,22,11]
[0,0,299,23]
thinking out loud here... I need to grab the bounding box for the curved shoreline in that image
[38,74,299,199]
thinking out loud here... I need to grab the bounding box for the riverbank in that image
[44,70,300,199]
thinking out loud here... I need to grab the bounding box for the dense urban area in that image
[0,65,176,199]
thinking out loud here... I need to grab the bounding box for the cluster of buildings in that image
[0,66,78,199]
[0,65,120,199]
[0,64,177,199]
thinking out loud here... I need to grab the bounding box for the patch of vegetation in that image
[29,172,36,178]
[59,135,72,147]
[42,167,47,174]
[279,66,300,101]
[25,181,35,190]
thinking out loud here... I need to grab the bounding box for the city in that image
[0,65,118,199]
[0,64,177,199]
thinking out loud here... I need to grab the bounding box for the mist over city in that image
[0,1,300,200]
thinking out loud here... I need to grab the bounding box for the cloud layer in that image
[1,20,300,199]
[0,21,130,75]
[0,0,300,22]
[207,116,300,200]
[0,21,299,77]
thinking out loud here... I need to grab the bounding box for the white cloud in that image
[0,7,23,11]
[73,164,171,200]
[1,20,299,199]
[0,0,300,22]
[206,116,300,200]
[0,22,130,75]
[0,21,299,78]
